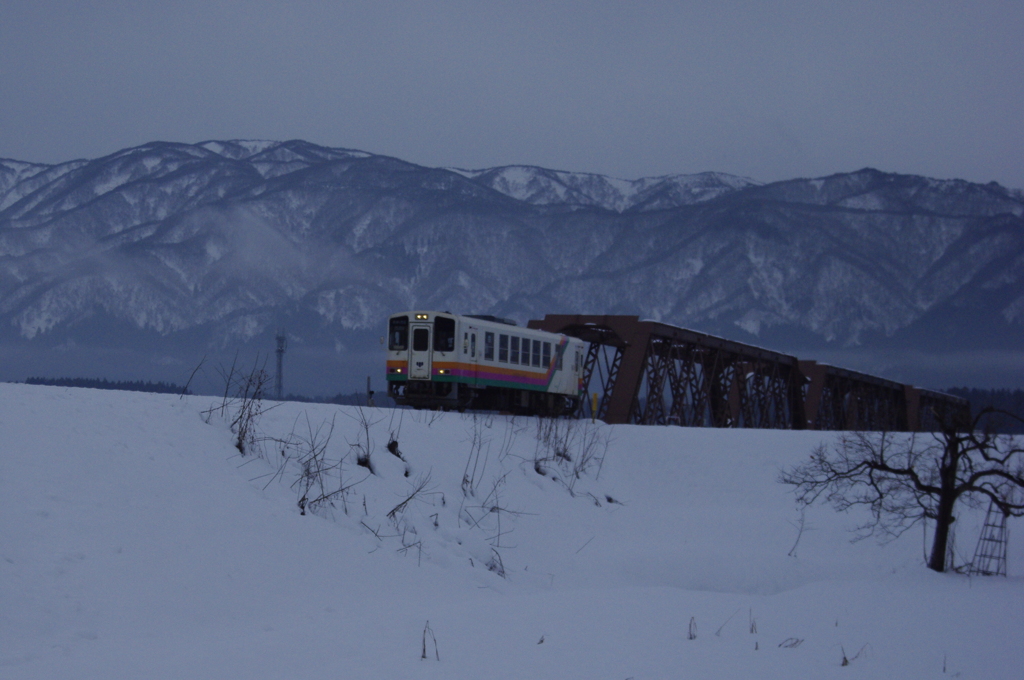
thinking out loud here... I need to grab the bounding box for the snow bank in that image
[2,383,1020,678]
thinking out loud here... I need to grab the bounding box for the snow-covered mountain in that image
[1,140,1022,393]
[450,165,756,211]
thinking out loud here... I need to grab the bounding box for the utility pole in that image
[275,330,287,400]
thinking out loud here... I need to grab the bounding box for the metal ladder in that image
[969,501,1009,577]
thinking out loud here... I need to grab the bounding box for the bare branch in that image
[387,473,434,521]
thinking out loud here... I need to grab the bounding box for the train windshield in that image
[388,316,408,350]
[434,316,455,352]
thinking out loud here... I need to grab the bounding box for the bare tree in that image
[779,408,1024,572]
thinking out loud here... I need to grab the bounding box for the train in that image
[385,311,587,415]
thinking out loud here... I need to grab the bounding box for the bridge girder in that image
[527,315,968,431]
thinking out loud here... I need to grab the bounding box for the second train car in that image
[386,311,586,415]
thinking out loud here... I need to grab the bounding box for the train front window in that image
[434,316,455,352]
[389,317,408,350]
[413,327,430,352]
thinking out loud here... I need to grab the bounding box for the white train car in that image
[386,311,587,415]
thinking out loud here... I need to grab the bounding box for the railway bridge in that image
[527,315,967,431]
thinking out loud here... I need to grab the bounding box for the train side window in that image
[463,332,469,354]
[434,316,455,352]
[413,327,429,352]
[484,332,494,360]
[388,317,408,350]
[471,333,476,358]
[543,342,551,369]
[555,344,563,371]
[499,334,508,362]
[510,337,519,364]
[532,339,541,367]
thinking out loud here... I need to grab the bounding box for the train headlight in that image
[415,313,429,320]
[437,369,450,375]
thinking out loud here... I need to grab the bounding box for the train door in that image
[463,324,480,385]
[409,322,432,380]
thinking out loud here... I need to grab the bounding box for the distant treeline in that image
[945,387,1024,433]
[21,377,395,405]
[283,392,396,408]
[25,377,190,395]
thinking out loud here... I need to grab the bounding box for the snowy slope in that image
[2,383,1021,678]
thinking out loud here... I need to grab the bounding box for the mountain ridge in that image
[1,140,1021,393]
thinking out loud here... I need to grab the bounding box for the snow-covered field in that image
[2,382,1021,678]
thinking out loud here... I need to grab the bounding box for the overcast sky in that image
[1,1,1022,188]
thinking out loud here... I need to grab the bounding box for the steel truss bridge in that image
[527,315,968,431]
